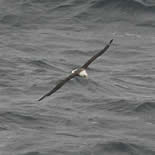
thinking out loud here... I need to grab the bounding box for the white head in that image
[71,68,78,74]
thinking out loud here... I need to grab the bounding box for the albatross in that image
[38,39,113,101]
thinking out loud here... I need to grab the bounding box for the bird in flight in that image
[38,39,113,101]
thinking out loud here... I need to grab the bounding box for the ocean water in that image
[0,0,155,154]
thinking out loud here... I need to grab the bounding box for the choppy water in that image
[0,0,155,155]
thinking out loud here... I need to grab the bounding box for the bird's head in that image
[71,68,78,74]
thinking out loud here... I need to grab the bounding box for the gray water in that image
[0,0,155,155]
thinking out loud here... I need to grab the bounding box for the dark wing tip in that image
[38,95,47,101]
[109,39,113,45]
[38,72,78,101]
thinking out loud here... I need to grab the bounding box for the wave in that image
[135,101,155,112]
[86,98,138,115]
[74,0,155,25]
[0,111,37,121]
[25,0,155,8]
[1,0,155,28]
[90,141,155,155]
[90,0,155,8]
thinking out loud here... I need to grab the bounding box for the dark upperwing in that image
[81,39,113,69]
[38,71,78,101]
[38,39,113,101]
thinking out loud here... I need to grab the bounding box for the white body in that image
[79,69,88,78]
[72,68,88,78]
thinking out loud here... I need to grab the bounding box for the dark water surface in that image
[0,0,155,154]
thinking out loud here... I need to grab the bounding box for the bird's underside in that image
[38,39,113,101]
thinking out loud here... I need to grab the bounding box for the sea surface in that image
[0,0,155,155]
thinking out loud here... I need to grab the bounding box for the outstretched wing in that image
[81,39,113,69]
[38,72,78,101]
